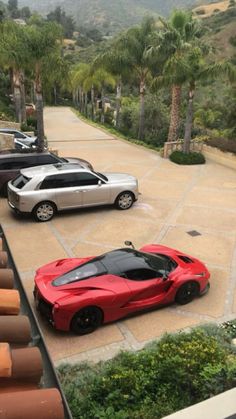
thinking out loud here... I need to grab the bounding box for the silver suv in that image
[8,163,139,222]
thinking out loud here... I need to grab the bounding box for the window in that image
[53,260,106,286]
[0,159,29,170]
[124,268,158,281]
[76,172,100,186]
[37,154,58,165]
[12,174,31,189]
[40,173,80,189]
[14,132,25,139]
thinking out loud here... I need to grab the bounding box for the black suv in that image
[0,151,93,196]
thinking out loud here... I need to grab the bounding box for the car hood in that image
[35,257,128,304]
[103,172,137,183]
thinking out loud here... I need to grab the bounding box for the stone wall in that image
[0,133,14,150]
[202,144,236,170]
[0,120,20,130]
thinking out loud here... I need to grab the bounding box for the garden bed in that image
[58,322,236,419]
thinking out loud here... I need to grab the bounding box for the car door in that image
[121,261,173,309]
[40,173,83,209]
[75,172,110,206]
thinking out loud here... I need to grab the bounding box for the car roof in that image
[0,150,53,159]
[0,128,19,132]
[21,163,86,177]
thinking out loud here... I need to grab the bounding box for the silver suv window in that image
[12,174,31,189]
[40,172,100,189]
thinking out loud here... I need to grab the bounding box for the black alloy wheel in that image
[71,306,103,335]
[175,281,200,305]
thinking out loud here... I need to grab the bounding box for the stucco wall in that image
[203,144,236,170]
[0,134,14,150]
[0,121,20,130]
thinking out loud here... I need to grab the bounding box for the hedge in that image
[57,324,236,419]
[169,151,206,165]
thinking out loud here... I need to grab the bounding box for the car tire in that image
[71,306,103,335]
[175,281,200,305]
[33,201,56,222]
[115,191,134,210]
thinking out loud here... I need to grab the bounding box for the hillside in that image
[193,0,230,17]
[199,4,236,60]
[16,0,197,33]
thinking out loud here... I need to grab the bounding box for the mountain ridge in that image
[15,0,199,32]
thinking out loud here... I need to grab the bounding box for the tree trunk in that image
[167,84,182,142]
[13,68,22,123]
[101,87,105,124]
[84,92,88,117]
[34,63,45,152]
[79,87,82,112]
[115,79,122,128]
[20,70,26,123]
[53,86,57,105]
[81,90,85,114]
[91,85,95,121]
[138,79,145,140]
[183,86,195,154]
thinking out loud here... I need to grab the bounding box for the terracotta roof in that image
[0,229,72,419]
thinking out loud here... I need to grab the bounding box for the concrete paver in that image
[1,106,236,364]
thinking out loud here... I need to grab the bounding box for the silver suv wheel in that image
[115,192,134,210]
[33,202,56,222]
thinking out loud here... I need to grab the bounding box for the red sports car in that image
[34,242,210,334]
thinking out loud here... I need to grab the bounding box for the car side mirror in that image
[124,240,135,249]
[162,274,169,281]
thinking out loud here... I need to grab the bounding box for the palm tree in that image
[94,48,130,128]
[111,17,156,139]
[151,10,201,143]
[183,58,236,153]
[85,68,116,123]
[0,21,28,123]
[69,63,90,113]
[25,22,63,151]
[42,53,70,105]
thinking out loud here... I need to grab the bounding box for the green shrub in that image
[169,151,206,165]
[26,115,37,130]
[220,320,236,338]
[57,327,236,419]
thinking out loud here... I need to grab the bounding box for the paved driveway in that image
[1,106,236,365]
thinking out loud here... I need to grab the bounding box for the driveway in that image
[1,106,236,365]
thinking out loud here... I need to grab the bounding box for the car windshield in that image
[53,260,107,286]
[12,174,31,189]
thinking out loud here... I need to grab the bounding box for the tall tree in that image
[0,21,28,122]
[151,10,201,143]
[111,17,156,139]
[94,48,130,128]
[25,22,63,150]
